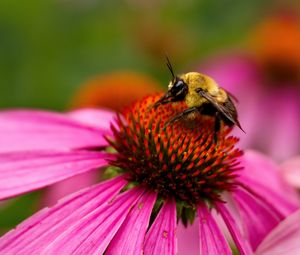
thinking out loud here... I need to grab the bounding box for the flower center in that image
[108,94,243,206]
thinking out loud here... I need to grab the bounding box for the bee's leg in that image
[214,113,222,142]
[165,107,198,127]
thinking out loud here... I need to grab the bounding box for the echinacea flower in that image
[0,94,299,254]
[250,11,300,83]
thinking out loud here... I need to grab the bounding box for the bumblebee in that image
[153,58,244,134]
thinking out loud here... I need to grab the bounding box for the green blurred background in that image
[0,0,269,110]
[1,0,299,234]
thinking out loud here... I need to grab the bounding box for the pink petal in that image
[42,109,116,206]
[211,203,235,246]
[177,221,199,255]
[239,178,298,216]
[67,108,116,131]
[0,150,112,200]
[239,151,288,192]
[0,110,109,152]
[42,187,144,254]
[106,191,157,254]
[265,89,300,161]
[238,150,300,214]
[216,202,254,255]
[197,203,231,255]
[256,209,300,255]
[232,187,284,250]
[144,199,177,255]
[280,156,300,188]
[42,171,99,207]
[0,175,128,254]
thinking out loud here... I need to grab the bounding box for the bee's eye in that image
[170,79,188,98]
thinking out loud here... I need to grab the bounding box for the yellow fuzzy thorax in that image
[176,72,227,108]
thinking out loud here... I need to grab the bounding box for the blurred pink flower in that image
[280,156,300,188]
[198,12,300,163]
[255,208,300,255]
[0,95,299,254]
[201,53,300,162]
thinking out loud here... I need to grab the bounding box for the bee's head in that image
[152,77,188,108]
[152,57,189,108]
[168,77,188,99]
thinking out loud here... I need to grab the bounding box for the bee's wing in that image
[224,89,238,103]
[196,89,244,132]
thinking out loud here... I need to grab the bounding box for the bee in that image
[153,57,244,135]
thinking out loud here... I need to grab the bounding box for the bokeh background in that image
[1,0,300,235]
[0,0,269,110]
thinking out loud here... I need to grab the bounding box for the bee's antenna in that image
[165,55,175,79]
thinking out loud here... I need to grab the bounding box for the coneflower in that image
[0,94,298,254]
